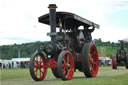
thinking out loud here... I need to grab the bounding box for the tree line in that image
[0,41,42,59]
[94,38,128,47]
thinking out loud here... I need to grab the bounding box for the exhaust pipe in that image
[48,4,57,42]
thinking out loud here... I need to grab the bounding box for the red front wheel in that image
[29,52,47,81]
[57,51,75,80]
[82,43,99,77]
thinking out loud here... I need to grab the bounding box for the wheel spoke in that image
[89,64,95,73]
[92,61,97,65]
[91,51,96,57]
[34,57,38,66]
[39,68,42,77]
[62,63,67,69]
[65,68,70,77]
[63,68,67,76]
[91,68,95,73]
[63,58,67,66]
[34,60,38,65]
[62,61,69,77]
[34,64,38,68]
[36,57,39,66]
[34,68,38,72]
[66,54,70,63]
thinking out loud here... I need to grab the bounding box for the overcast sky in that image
[0,0,128,46]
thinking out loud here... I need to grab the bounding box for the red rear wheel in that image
[58,51,74,80]
[82,43,99,77]
[29,52,47,81]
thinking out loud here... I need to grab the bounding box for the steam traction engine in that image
[29,4,100,81]
[112,40,128,69]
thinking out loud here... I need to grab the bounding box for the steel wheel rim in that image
[33,54,47,80]
[88,44,99,77]
[62,53,74,79]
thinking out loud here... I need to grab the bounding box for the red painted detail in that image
[88,44,99,77]
[42,58,58,68]
[33,53,47,80]
[62,52,74,80]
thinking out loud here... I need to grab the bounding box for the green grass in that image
[96,46,119,57]
[1,67,128,85]
[64,67,128,85]
[64,74,128,85]
[0,68,54,80]
[0,68,30,80]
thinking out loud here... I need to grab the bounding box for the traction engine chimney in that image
[48,4,57,42]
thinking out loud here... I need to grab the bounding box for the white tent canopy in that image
[11,58,30,62]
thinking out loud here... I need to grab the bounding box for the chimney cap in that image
[48,4,57,9]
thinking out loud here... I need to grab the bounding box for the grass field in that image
[1,67,128,85]
[96,45,128,57]
[96,45,118,57]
